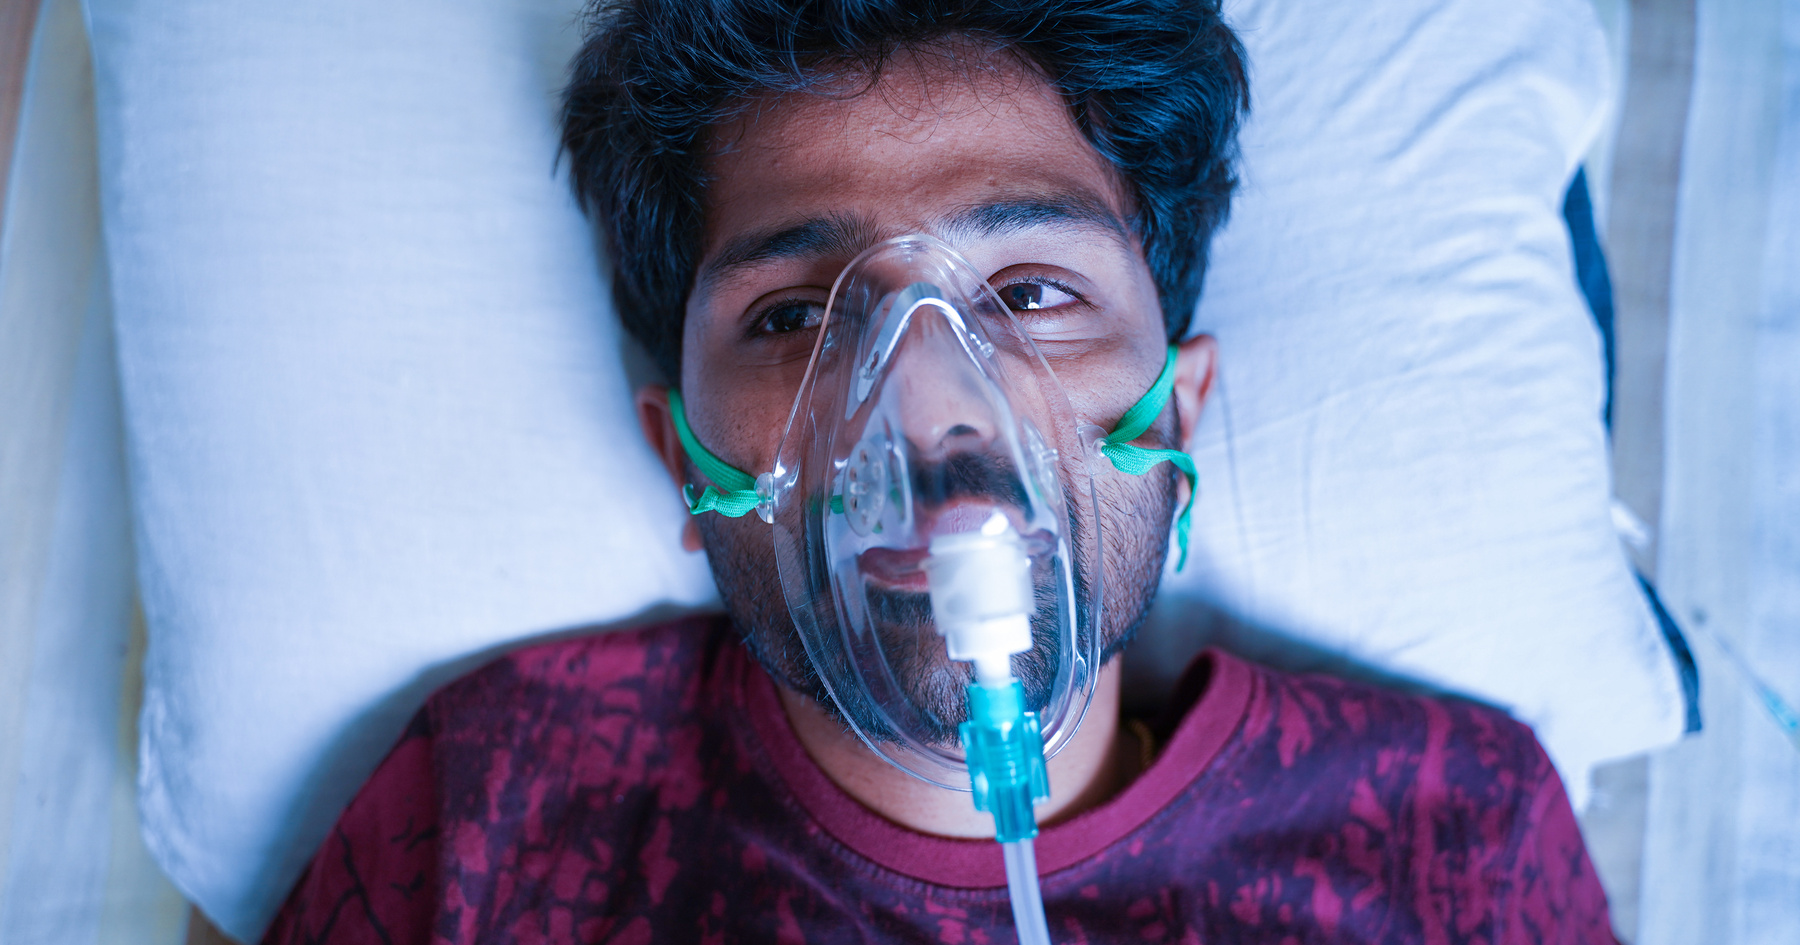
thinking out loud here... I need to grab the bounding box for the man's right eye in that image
[754,300,824,335]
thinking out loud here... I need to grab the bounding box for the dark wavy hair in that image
[561,0,1248,382]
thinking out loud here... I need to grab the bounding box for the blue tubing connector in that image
[960,680,1051,843]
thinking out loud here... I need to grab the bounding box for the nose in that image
[883,304,1000,459]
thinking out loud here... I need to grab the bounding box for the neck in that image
[776,660,1137,838]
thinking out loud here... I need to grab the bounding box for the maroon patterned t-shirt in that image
[263,616,1617,944]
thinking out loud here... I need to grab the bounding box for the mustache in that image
[907,449,1031,511]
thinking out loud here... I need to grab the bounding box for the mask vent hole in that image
[842,438,889,535]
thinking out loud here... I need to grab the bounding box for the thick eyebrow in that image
[940,193,1134,247]
[694,190,1133,292]
[697,212,878,292]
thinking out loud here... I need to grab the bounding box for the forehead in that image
[694,46,1136,292]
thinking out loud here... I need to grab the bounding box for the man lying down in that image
[265,1,1618,941]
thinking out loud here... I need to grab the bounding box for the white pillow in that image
[88,1,717,938]
[1133,0,1685,797]
[87,0,1683,939]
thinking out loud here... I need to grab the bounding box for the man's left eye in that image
[999,281,1080,312]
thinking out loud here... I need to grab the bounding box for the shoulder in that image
[421,613,733,735]
[1213,658,1615,936]
[414,614,740,815]
[262,615,741,943]
[1223,657,1570,879]
[1239,659,1560,802]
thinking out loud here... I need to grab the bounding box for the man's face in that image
[668,45,1183,732]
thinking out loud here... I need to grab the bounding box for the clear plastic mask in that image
[764,235,1102,789]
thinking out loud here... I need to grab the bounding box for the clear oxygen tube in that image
[922,517,1053,945]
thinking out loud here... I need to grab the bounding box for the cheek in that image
[693,485,788,613]
[695,506,778,581]
[724,399,797,473]
[1094,466,1175,538]
[1071,414,1180,581]
[676,373,796,476]
[680,333,812,476]
[1090,461,1178,635]
[1048,337,1170,432]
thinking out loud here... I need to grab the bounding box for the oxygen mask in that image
[668,233,1201,782]
[755,235,1102,789]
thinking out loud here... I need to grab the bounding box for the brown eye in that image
[1000,281,1079,312]
[756,300,824,335]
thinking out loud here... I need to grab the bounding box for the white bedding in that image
[1138,0,1686,798]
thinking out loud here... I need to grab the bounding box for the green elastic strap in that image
[1099,345,1198,570]
[667,389,763,518]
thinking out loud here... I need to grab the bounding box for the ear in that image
[1172,333,1219,450]
[635,384,705,553]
